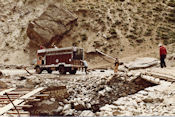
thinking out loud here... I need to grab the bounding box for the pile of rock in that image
[97,81,175,116]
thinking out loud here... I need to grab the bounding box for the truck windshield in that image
[73,49,83,60]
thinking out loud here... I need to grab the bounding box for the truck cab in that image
[35,47,85,74]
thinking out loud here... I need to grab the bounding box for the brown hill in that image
[0,0,175,66]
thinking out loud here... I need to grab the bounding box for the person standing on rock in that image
[159,43,167,68]
[114,58,119,73]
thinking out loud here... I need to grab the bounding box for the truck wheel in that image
[36,66,42,74]
[59,66,66,74]
[47,69,52,74]
[69,69,77,74]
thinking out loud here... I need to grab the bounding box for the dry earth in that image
[0,62,175,116]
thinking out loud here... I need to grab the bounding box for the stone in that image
[50,98,55,102]
[138,91,148,95]
[63,104,71,111]
[86,103,91,109]
[0,71,3,78]
[134,72,141,78]
[58,102,64,106]
[41,100,54,105]
[143,98,154,103]
[105,86,112,92]
[127,72,133,77]
[64,109,74,116]
[27,5,77,46]
[80,110,95,116]
[118,65,128,72]
[100,104,117,111]
[98,90,106,96]
[56,106,63,113]
[74,102,85,110]
[113,110,122,116]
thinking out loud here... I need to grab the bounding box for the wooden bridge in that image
[0,87,48,116]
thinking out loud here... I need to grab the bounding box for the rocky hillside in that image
[0,0,175,65]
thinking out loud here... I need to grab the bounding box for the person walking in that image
[159,44,167,68]
[114,58,119,73]
[82,60,88,74]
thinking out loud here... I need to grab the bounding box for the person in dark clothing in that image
[159,44,167,68]
[114,58,119,73]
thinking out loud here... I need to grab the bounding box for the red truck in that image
[34,47,85,74]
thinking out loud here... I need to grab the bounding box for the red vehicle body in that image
[34,47,84,74]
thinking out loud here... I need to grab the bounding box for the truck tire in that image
[47,68,52,74]
[36,66,42,74]
[69,69,77,74]
[59,66,66,74]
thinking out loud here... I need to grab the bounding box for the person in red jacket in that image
[159,44,167,68]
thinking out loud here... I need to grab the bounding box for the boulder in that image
[27,5,77,47]
[125,57,159,70]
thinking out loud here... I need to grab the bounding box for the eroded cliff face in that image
[0,0,62,65]
[0,0,175,65]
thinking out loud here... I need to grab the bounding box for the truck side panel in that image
[46,54,72,65]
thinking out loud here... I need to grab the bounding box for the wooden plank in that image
[23,99,40,102]
[35,94,49,97]
[0,87,45,115]
[0,99,15,101]
[7,91,29,95]
[7,111,29,114]
[16,105,33,108]
[11,107,23,110]
[145,72,175,82]
[141,75,160,84]
[0,102,10,104]
[0,88,16,96]
[0,105,33,108]
[0,96,18,100]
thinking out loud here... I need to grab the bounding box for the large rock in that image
[125,57,159,70]
[27,5,77,46]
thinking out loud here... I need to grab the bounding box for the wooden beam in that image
[35,94,49,97]
[7,111,29,114]
[0,97,18,100]
[0,105,33,108]
[145,72,175,82]
[0,99,15,101]
[16,105,33,108]
[141,75,160,84]
[0,88,16,96]
[7,91,29,95]
[23,99,40,102]
[0,87,45,115]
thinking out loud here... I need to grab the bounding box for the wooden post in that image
[5,93,20,117]
[96,49,116,60]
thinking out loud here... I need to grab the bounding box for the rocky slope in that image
[0,0,175,66]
